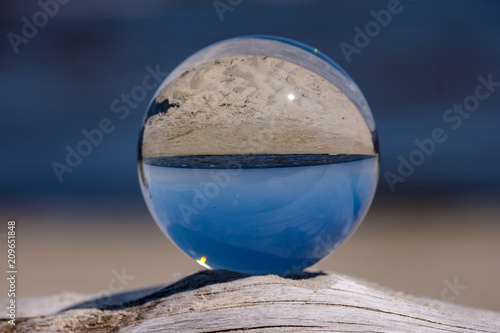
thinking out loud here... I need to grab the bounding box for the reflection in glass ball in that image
[138,36,379,275]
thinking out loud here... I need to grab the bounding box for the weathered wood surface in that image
[1,270,499,332]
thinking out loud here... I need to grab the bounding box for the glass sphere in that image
[138,35,379,275]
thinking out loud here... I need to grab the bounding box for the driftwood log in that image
[1,270,499,332]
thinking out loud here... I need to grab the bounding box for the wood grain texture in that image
[1,270,499,332]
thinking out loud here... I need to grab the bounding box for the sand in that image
[141,55,375,158]
[2,199,500,313]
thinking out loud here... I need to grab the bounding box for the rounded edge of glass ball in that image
[151,35,377,138]
[136,36,381,275]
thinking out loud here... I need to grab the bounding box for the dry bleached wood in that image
[1,270,500,332]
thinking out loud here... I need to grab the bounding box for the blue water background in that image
[0,1,499,203]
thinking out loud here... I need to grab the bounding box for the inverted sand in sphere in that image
[141,55,375,158]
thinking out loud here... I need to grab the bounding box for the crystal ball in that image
[138,36,379,275]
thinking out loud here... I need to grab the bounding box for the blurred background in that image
[1,0,499,312]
